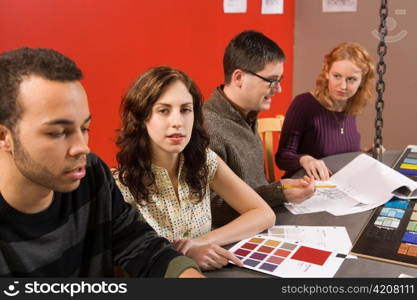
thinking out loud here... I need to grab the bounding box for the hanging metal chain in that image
[373,0,388,161]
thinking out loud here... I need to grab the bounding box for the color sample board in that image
[392,145,417,181]
[351,197,417,268]
[228,235,345,277]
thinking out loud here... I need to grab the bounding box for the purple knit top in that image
[275,92,360,178]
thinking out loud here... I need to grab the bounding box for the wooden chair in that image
[257,115,284,182]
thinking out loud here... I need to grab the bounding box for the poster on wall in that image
[261,0,284,14]
[224,0,247,13]
[322,0,357,13]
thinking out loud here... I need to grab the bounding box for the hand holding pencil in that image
[280,176,315,204]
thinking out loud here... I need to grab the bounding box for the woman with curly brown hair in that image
[115,66,275,270]
[276,42,376,180]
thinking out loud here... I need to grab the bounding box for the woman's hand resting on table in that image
[172,239,243,271]
[299,155,332,181]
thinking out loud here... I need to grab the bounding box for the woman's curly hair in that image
[314,42,375,115]
[116,66,209,205]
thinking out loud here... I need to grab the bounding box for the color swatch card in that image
[229,235,345,278]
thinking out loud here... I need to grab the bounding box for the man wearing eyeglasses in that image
[203,30,315,227]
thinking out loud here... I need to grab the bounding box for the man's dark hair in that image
[0,47,83,129]
[223,30,285,83]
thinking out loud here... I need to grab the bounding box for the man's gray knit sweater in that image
[203,86,285,227]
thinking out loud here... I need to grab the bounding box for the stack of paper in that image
[286,154,417,216]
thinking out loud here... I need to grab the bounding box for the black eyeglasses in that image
[242,69,282,89]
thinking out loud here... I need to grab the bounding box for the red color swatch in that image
[291,246,331,265]
[241,243,258,250]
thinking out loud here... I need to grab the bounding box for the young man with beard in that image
[0,47,202,278]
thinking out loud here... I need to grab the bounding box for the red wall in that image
[0,0,294,175]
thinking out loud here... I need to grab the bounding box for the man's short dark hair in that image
[0,47,83,129]
[223,30,285,83]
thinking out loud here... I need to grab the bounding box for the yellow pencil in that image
[281,185,336,189]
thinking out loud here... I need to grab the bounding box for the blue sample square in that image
[397,169,417,176]
[395,209,405,219]
[381,208,405,219]
[380,207,390,217]
[402,232,417,245]
[404,158,417,164]
[384,198,410,210]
